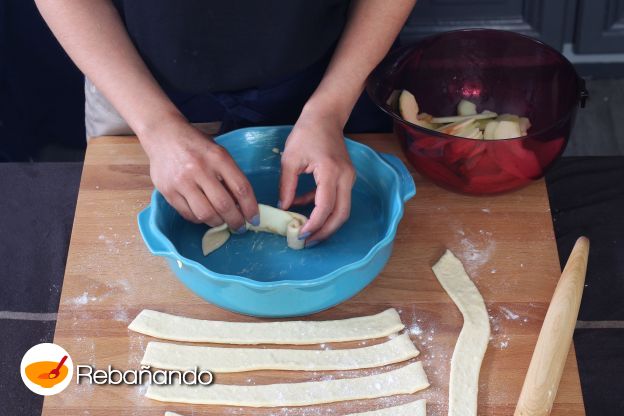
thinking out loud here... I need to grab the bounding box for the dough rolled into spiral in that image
[202,204,307,255]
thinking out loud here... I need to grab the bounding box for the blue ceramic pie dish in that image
[138,126,415,317]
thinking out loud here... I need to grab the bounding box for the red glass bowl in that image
[367,29,588,195]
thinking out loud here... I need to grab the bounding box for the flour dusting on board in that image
[65,279,131,306]
[69,291,97,305]
[453,228,496,276]
[113,308,129,323]
[500,306,520,320]
[409,321,424,336]
[486,303,534,350]
[397,308,447,412]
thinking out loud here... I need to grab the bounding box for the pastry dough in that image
[164,399,426,416]
[201,204,307,255]
[201,224,229,255]
[432,250,490,416]
[128,308,405,345]
[352,399,426,415]
[146,362,429,407]
[141,333,418,372]
[247,204,306,249]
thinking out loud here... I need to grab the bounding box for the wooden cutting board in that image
[42,133,585,415]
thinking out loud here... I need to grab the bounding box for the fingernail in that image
[305,240,320,248]
[250,214,260,226]
[234,225,247,235]
[277,200,283,209]
[298,231,311,241]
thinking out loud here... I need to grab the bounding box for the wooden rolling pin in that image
[514,236,590,416]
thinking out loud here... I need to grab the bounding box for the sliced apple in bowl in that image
[395,90,531,141]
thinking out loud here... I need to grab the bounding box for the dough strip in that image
[142,333,419,372]
[129,308,405,345]
[147,361,429,407]
[432,250,490,416]
[164,398,426,415]
[348,399,426,415]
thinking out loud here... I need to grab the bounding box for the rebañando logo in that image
[21,343,213,396]
[21,343,73,396]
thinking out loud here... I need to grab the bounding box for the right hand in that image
[140,117,259,232]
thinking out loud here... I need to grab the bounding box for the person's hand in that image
[279,109,356,246]
[140,117,259,231]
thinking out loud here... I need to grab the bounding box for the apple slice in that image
[494,114,531,136]
[411,113,437,130]
[493,120,522,140]
[476,118,492,130]
[436,117,477,136]
[496,113,520,123]
[418,113,433,122]
[398,90,420,124]
[483,121,499,140]
[457,99,477,116]
[431,110,497,124]
[466,127,484,140]
[519,117,531,135]
[454,122,482,139]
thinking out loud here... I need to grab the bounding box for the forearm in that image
[35,0,183,138]
[303,0,416,126]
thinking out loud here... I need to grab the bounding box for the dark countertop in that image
[0,157,622,416]
[546,156,624,416]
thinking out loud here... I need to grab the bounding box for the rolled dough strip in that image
[129,308,405,345]
[141,333,419,372]
[146,361,429,407]
[351,399,426,415]
[247,203,306,250]
[201,224,230,255]
[201,204,307,254]
[286,218,303,250]
[432,250,490,416]
[163,399,426,416]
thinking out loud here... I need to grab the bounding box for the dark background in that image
[0,0,85,162]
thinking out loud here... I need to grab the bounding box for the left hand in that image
[279,108,356,246]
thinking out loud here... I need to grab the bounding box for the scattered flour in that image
[69,291,97,305]
[98,234,120,254]
[113,309,129,323]
[459,236,496,274]
[409,323,423,336]
[500,306,520,320]
[66,279,131,306]
[497,335,511,350]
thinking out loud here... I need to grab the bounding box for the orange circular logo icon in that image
[21,343,73,395]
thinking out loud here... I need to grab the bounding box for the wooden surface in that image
[42,133,585,415]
